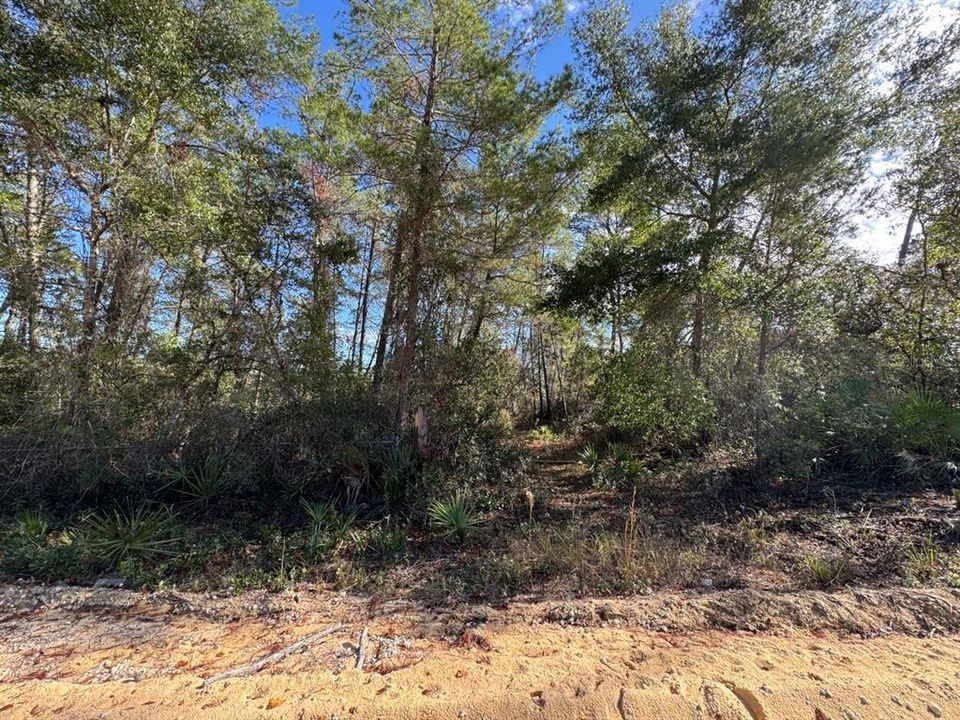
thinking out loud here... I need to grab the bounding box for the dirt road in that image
[1,584,960,719]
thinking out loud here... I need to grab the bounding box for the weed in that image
[586,443,644,490]
[428,492,480,543]
[365,520,409,560]
[621,486,641,587]
[528,426,557,442]
[801,553,847,587]
[162,454,228,508]
[301,498,333,540]
[83,505,180,567]
[379,444,414,507]
[905,536,940,583]
[0,521,85,579]
[733,510,772,560]
[343,444,372,506]
[14,510,48,542]
[579,444,600,474]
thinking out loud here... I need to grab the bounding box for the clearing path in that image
[2,584,960,719]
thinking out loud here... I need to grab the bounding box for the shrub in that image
[891,390,960,459]
[161,454,228,508]
[82,505,180,567]
[595,347,713,446]
[578,443,600,473]
[14,510,48,542]
[418,340,519,476]
[582,443,644,490]
[377,443,415,507]
[301,498,334,544]
[0,530,85,579]
[428,492,480,543]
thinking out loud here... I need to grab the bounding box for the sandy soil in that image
[2,584,960,719]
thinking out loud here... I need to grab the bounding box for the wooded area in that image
[1,0,959,598]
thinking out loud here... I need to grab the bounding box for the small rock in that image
[94,577,126,589]
[820,688,833,699]
[928,704,943,718]
[891,694,902,706]
[700,577,714,589]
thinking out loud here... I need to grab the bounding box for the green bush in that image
[582,442,644,489]
[0,513,88,580]
[428,492,480,543]
[82,504,180,568]
[891,390,960,459]
[419,340,519,476]
[595,347,713,445]
[765,381,960,481]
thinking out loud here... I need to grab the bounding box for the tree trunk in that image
[372,231,403,389]
[104,235,141,343]
[77,195,107,383]
[538,328,552,423]
[392,26,439,435]
[757,316,769,376]
[21,147,42,350]
[356,221,377,371]
[898,207,918,266]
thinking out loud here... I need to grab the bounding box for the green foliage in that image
[891,390,960,459]
[904,536,941,584]
[529,425,558,442]
[162,454,228,508]
[595,348,713,445]
[578,444,600,474]
[14,510,48,542]
[301,498,334,543]
[585,442,644,490]
[801,554,848,588]
[82,505,180,568]
[765,381,960,481]
[0,530,85,579]
[0,0,957,602]
[428,492,480,544]
[378,444,415,508]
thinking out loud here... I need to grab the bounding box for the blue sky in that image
[279,0,667,81]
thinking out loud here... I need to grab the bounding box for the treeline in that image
[0,0,958,521]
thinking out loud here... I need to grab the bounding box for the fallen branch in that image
[201,623,344,687]
[355,625,369,671]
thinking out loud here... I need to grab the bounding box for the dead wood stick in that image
[201,623,344,687]
[355,624,369,671]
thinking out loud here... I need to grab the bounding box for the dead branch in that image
[355,624,369,671]
[200,623,345,687]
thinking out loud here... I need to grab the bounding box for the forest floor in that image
[2,582,960,718]
[91,434,960,600]
[384,434,960,602]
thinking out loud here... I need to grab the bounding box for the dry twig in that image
[201,623,344,687]
[355,624,369,671]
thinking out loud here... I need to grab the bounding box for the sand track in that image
[1,584,960,719]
